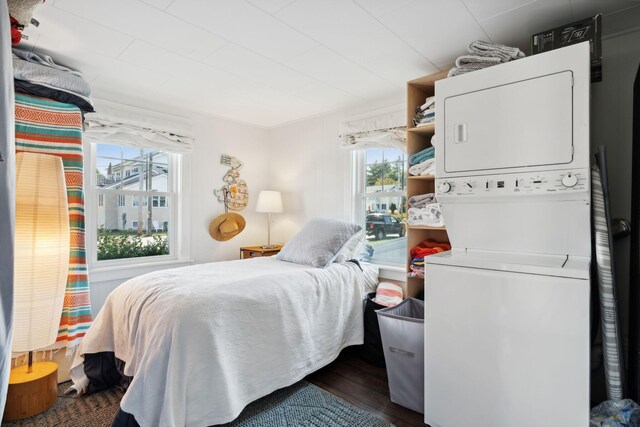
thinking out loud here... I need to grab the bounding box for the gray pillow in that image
[277,218,363,268]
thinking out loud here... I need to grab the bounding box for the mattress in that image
[70,257,378,426]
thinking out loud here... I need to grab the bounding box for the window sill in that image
[369,262,407,282]
[90,257,193,283]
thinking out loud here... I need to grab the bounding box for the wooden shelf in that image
[407,225,446,230]
[405,70,450,298]
[407,124,435,135]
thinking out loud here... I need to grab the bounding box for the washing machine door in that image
[424,261,589,427]
[443,71,574,174]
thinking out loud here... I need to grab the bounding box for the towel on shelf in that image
[408,192,436,208]
[410,240,451,259]
[409,158,435,176]
[14,79,94,114]
[409,146,435,165]
[448,40,525,77]
[13,56,92,97]
[407,204,444,227]
[455,55,502,69]
[468,40,525,63]
[13,48,83,76]
[419,96,436,112]
[410,257,425,278]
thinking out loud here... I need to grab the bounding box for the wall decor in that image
[214,154,248,211]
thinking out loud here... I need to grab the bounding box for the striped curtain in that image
[14,93,92,350]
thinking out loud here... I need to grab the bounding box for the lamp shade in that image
[255,191,283,213]
[13,152,70,353]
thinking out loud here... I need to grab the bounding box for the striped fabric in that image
[14,93,92,350]
[592,165,624,400]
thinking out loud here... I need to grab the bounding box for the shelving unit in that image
[405,70,450,297]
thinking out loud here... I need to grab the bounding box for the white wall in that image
[592,10,640,346]
[268,111,352,243]
[189,114,271,263]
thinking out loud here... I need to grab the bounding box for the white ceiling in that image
[18,0,640,127]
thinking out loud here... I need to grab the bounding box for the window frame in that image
[351,149,407,268]
[86,141,185,269]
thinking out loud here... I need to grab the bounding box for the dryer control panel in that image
[436,169,589,198]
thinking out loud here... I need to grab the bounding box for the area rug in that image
[2,381,393,427]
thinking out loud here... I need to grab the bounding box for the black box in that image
[531,14,602,82]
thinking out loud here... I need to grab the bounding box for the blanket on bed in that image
[70,258,374,427]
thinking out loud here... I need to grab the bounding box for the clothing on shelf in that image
[410,240,451,259]
[13,48,83,77]
[12,49,93,114]
[408,192,436,209]
[407,204,444,227]
[409,146,434,165]
[14,79,94,114]
[448,40,525,77]
[408,240,451,278]
[409,157,435,176]
[412,95,436,127]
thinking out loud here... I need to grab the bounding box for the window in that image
[93,143,176,262]
[152,195,167,208]
[132,196,148,207]
[353,147,407,266]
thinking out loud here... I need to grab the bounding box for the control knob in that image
[438,181,452,193]
[561,173,578,188]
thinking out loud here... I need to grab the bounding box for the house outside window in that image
[93,143,176,262]
[353,147,407,266]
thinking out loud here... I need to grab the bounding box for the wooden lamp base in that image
[3,361,58,421]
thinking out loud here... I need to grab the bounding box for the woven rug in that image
[2,381,393,427]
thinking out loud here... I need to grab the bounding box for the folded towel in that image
[408,192,436,209]
[448,66,484,77]
[455,55,502,68]
[420,96,436,111]
[407,204,444,227]
[409,146,435,165]
[13,56,92,97]
[468,40,525,63]
[13,48,83,76]
[409,158,435,176]
[410,240,451,259]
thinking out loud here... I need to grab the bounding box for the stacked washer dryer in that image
[424,42,591,427]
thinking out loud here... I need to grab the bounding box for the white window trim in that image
[85,140,191,273]
[351,150,407,270]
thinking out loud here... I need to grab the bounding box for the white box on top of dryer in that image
[434,42,591,179]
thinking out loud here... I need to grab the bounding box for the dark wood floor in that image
[306,347,425,427]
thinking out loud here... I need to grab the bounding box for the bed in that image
[69,254,378,427]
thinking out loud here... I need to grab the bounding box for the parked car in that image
[366,213,405,240]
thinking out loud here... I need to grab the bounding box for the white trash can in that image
[376,298,424,413]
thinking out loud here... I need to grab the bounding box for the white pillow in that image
[277,218,362,268]
[333,230,366,263]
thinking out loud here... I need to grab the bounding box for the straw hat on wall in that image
[209,212,246,241]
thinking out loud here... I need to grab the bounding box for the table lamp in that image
[4,152,70,421]
[256,191,283,249]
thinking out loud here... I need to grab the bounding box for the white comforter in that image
[70,258,377,427]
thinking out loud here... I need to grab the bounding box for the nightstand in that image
[240,245,283,259]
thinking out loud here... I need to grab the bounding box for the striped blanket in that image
[14,93,92,350]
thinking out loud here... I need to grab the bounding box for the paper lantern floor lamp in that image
[4,153,70,421]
